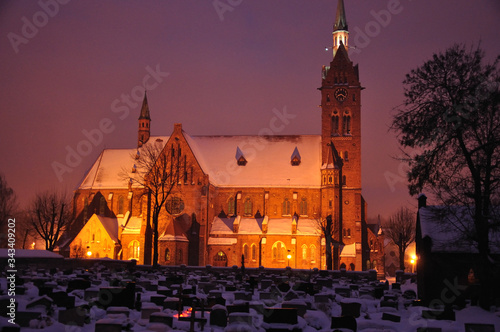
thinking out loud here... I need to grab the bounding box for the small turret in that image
[138,92,151,147]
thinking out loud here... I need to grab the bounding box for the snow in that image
[2,257,500,331]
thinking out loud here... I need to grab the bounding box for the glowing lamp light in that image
[410,254,417,264]
[287,254,292,260]
[86,251,92,257]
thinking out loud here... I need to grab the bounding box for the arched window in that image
[340,263,346,269]
[83,197,88,222]
[350,263,355,271]
[301,244,307,261]
[243,197,252,216]
[344,151,349,161]
[372,260,377,270]
[282,198,291,216]
[299,198,307,216]
[118,195,124,215]
[96,229,101,243]
[331,115,339,135]
[243,244,249,261]
[310,244,316,263]
[178,249,183,263]
[215,251,227,262]
[343,115,351,135]
[128,240,140,260]
[99,196,106,215]
[228,197,235,215]
[165,248,170,261]
[251,244,257,261]
[272,241,286,261]
[366,260,371,270]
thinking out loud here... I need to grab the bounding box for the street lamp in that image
[287,250,292,267]
[410,254,417,273]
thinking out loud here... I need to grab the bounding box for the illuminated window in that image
[128,240,140,260]
[302,244,307,260]
[310,244,316,263]
[165,248,170,261]
[272,241,286,261]
[215,251,227,262]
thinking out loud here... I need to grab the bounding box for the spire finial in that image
[332,0,349,57]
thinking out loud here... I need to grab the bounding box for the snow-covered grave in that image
[1,261,500,331]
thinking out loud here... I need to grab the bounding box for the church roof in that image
[138,92,150,120]
[78,136,169,190]
[79,132,321,190]
[185,134,322,188]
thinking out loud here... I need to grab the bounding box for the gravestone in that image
[464,323,495,332]
[382,312,401,322]
[417,328,442,332]
[97,282,135,309]
[149,312,173,327]
[210,306,228,328]
[340,301,361,318]
[331,316,357,331]
[94,318,122,332]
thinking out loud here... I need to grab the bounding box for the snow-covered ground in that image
[1,263,500,331]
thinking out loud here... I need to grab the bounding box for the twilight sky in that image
[1,0,499,219]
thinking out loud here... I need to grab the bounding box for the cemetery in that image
[1,254,499,331]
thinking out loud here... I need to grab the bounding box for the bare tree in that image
[391,43,500,308]
[30,191,73,251]
[0,173,17,247]
[316,214,341,270]
[126,141,178,267]
[384,207,415,272]
[16,209,38,249]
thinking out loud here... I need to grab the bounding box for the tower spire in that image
[332,0,348,57]
[138,91,151,147]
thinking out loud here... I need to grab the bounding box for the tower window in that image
[99,197,106,215]
[331,115,339,135]
[343,115,351,135]
[344,151,349,161]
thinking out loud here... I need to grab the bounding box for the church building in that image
[64,0,384,274]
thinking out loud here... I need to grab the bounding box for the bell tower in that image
[320,0,364,269]
[138,92,151,147]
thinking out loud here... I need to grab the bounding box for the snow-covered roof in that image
[419,206,500,254]
[185,134,322,188]
[94,215,120,243]
[78,136,169,190]
[340,243,356,257]
[159,220,189,242]
[121,216,142,235]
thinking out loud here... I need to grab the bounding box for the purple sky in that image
[1,0,499,220]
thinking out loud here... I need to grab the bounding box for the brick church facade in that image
[63,0,384,274]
